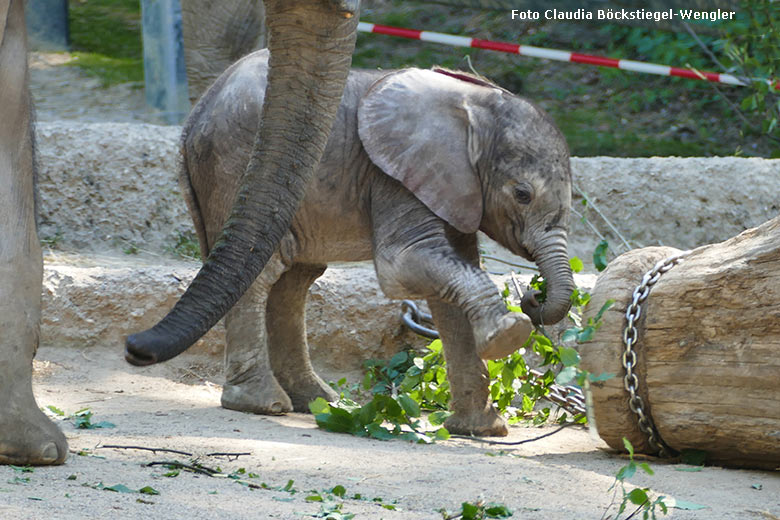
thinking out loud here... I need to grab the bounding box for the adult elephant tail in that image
[125,0,359,366]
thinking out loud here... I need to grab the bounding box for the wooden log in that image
[581,216,780,469]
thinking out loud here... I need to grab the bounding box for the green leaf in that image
[388,351,408,369]
[46,405,65,416]
[100,483,135,493]
[306,494,324,502]
[397,394,421,418]
[576,326,595,343]
[381,395,404,418]
[623,437,635,458]
[559,346,580,367]
[561,328,579,343]
[356,400,378,426]
[670,499,707,510]
[435,427,450,441]
[428,410,452,426]
[501,364,515,389]
[616,461,636,481]
[331,485,346,498]
[627,488,648,505]
[485,503,513,517]
[366,423,395,440]
[427,339,443,353]
[593,240,609,271]
[282,479,295,492]
[588,372,615,383]
[594,299,615,322]
[309,397,331,415]
[90,421,116,429]
[163,470,179,477]
[139,486,159,496]
[555,366,577,385]
[569,256,584,273]
[315,406,356,434]
[638,462,654,476]
[399,431,432,444]
[461,502,481,520]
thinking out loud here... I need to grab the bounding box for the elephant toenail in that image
[40,442,60,463]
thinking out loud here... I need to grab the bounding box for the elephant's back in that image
[184,49,269,164]
[180,50,271,254]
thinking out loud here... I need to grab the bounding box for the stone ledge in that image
[40,252,596,377]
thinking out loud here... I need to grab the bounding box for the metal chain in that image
[622,251,690,457]
[400,300,587,416]
[400,300,439,339]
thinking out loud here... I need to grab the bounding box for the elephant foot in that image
[475,312,533,360]
[444,407,508,437]
[281,372,339,413]
[0,390,68,465]
[221,374,293,415]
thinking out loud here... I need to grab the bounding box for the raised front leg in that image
[371,190,531,360]
[266,263,338,411]
[221,253,292,414]
[428,298,508,437]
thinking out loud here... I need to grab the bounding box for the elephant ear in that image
[358,68,491,234]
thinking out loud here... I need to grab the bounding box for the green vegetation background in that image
[66,0,777,157]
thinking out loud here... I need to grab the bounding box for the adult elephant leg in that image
[126,0,360,366]
[222,251,292,414]
[181,0,265,104]
[0,0,67,465]
[371,189,531,361]
[266,263,337,411]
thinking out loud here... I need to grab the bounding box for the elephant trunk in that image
[521,228,575,326]
[125,0,359,366]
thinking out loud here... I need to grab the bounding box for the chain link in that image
[400,300,587,417]
[400,300,439,339]
[622,251,690,457]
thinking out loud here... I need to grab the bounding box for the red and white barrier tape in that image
[359,21,775,89]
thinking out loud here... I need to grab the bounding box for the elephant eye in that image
[514,184,533,205]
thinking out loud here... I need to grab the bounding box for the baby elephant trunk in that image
[521,230,575,326]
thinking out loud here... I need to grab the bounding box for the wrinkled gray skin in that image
[181,0,266,106]
[0,0,68,465]
[180,50,575,436]
[125,0,360,365]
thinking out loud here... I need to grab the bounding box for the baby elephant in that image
[180,49,574,436]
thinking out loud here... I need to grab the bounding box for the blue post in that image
[25,0,69,51]
[140,0,189,124]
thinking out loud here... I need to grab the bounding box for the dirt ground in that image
[0,347,776,520]
[14,52,779,519]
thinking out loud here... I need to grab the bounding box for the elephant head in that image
[125,0,359,366]
[357,68,575,326]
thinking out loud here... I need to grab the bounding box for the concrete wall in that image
[35,122,780,272]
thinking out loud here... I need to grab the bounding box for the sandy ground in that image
[13,52,779,519]
[0,347,776,520]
